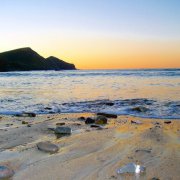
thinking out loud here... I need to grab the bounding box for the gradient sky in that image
[0,0,180,69]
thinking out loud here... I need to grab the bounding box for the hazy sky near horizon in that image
[0,0,180,69]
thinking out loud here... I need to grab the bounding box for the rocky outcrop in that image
[0,47,76,72]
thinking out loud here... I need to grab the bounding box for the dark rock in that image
[0,47,76,72]
[151,178,160,180]
[135,149,152,153]
[27,124,31,127]
[105,102,114,106]
[22,121,28,125]
[85,117,95,124]
[56,122,65,126]
[17,112,36,117]
[95,115,108,125]
[37,141,59,153]
[91,124,101,128]
[131,120,142,125]
[132,106,148,112]
[44,107,52,110]
[78,117,86,120]
[164,120,171,124]
[97,113,117,118]
[0,165,14,179]
[55,126,72,134]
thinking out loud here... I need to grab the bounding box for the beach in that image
[0,113,179,180]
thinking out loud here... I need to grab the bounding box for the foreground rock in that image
[97,113,117,118]
[85,117,95,124]
[0,165,14,179]
[131,120,142,125]
[54,126,72,134]
[95,115,107,125]
[37,142,59,153]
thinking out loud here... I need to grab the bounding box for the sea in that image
[0,69,180,119]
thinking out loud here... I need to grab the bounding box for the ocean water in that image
[0,69,180,119]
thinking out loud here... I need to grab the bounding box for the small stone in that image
[37,142,59,153]
[85,117,95,124]
[27,124,31,127]
[55,126,72,134]
[164,120,171,124]
[131,120,142,125]
[0,165,14,179]
[97,113,117,118]
[78,117,86,120]
[91,124,101,128]
[22,121,28,125]
[56,122,65,126]
[44,107,52,110]
[16,112,36,117]
[95,115,108,125]
[132,106,148,112]
[151,178,160,180]
[105,102,114,106]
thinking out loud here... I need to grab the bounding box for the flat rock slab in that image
[0,165,14,179]
[55,126,72,134]
[37,142,59,153]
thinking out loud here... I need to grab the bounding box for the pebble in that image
[37,142,59,153]
[0,165,14,179]
[56,122,65,126]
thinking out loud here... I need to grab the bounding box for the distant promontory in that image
[0,47,76,72]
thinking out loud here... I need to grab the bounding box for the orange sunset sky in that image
[0,0,180,69]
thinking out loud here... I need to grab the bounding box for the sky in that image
[0,0,180,69]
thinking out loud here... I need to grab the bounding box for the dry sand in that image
[0,113,179,180]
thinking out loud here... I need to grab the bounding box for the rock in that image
[97,113,117,118]
[22,121,28,125]
[27,124,31,127]
[78,117,86,120]
[91,124,101,128]
[95,115,108,125]
[0,165,14,179]
[85,117,95,124]
[0,47,76,72]
[164,120,171,124]
[37,141,59,153]
[44,107,52,110]
[56,122,65,126]
[54,126,72,134]
[105,102,114,106]
[135,149,152,153]
[117,163,146,175]
[131,120,142,125]
[151,178,160,180]
[132,106,148,112]
[16,112,36,117]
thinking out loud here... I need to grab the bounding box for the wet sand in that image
[0,113,180,180]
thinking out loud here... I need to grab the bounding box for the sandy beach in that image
[0,113,179,180]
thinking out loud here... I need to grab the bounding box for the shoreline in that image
[0,113,180,179]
